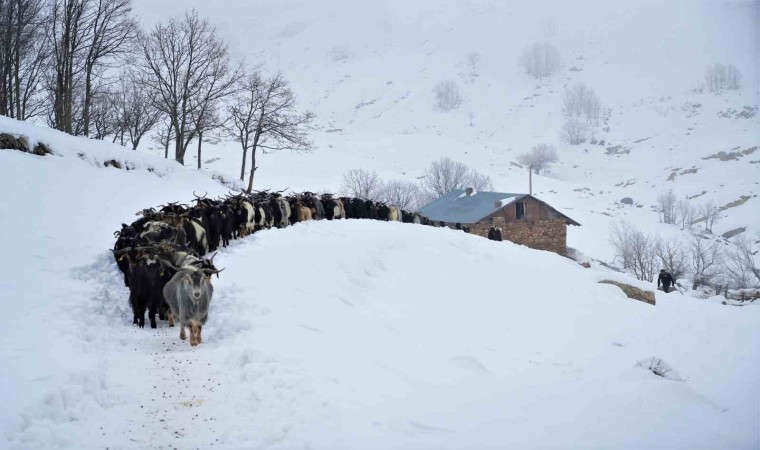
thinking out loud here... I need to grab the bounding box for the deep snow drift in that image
[1,122,758,448]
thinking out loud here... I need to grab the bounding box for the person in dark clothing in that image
[658,269,674,292]
[487,220,503,241]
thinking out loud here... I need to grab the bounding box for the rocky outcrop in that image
[599,280,656,305]
[0,133,51,156]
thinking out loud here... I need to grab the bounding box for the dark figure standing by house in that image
[658,269,674,292]
[488,225,503,241]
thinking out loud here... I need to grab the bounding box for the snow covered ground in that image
[1,119,759,448]
[1,1,759,447]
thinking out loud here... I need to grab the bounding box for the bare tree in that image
[563,82,601,124]
[225,73,262,181]
[0,0,49,120]
[630,230,659,282]
[432,80,462,111]
[379,179,425,211]
[656,237,689,284]
[114,75,161,150]
[560,117,587,145]
[422,157,493,198]
[80,0,137,137]
[89,88,117,140]
[192,100,223,168]
[610,221,634,270]
[423,157,470,197]
[688,234,722,290]
[465,51,481,77]
[224,71,314,191]
[140,9,239,165]
[341,168,381,200]
[699,201,721,233]
[517,144,559,174]
[151,117,174,159]
[467,169,494,191]
[722,235,760,289]
[609,221,659,281]
[519,42,560,79]
[704,63,741,93]
[676,198,696,230]
[656,191,678,225]
[47,0,89,134]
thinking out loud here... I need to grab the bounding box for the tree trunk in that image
[240,147,247,181]
[246,149,257,193]
[174,123,184,165]
[164,138,169,158]
[82,64,93,136]
[197,131,203,169]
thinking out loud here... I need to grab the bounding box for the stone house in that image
[418,188,580,256]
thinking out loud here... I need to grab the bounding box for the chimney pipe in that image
[529,165,533,195]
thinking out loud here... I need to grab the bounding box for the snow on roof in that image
[419,189,580,225]
[418,189,526,224]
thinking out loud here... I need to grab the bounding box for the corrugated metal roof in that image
[418,190,526,224]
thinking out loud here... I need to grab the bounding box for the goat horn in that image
[203,267,225,278]
[157,258,181,272]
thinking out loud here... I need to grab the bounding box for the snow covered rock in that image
[599,280,656,305]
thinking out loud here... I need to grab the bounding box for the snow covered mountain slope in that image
[1,121,758,449]
[131,0,759,261]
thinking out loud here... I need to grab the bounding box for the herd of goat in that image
[112,190,444,346]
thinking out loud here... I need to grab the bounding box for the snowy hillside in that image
[1,120,759,449]
[130,0,759,261]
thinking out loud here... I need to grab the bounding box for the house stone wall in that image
[466,218,568,256]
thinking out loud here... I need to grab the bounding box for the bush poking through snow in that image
[563,82,601,125]
[328,45,351,62]
[465,51,481,77]
[0,133,52,155]
[561,117,588,145]
[637,357,682,381]
[519,42,560,79]
[433,80,463,111]
[517,144,559,174]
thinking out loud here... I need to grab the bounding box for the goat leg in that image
[189,324,199,346]
[148,304,158,329]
